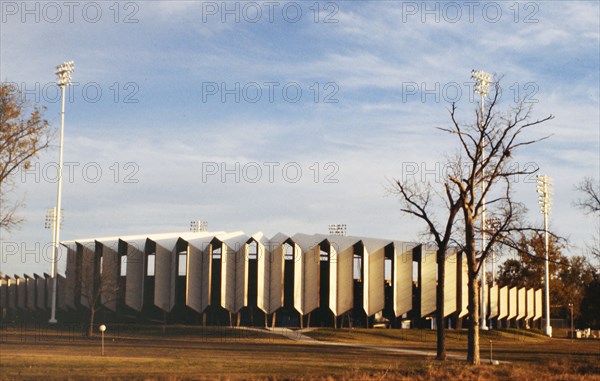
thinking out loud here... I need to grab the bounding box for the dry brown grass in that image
[0,326,598,380]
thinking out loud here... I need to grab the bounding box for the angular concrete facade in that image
[393,243,414,317]
[98,241,119,312]
[220,233,250,314]
[498,286,509,320]
[16,276,26,310]
[123,238,147,312]
[534,288,543,321]
[79,242,97,309]
[257,233,285,315]
[323,237,354,317]
[517,287,526,321]
[508,287,518,320]
[291,234,320,316]
[362,240,385,317]
[35,274,46,310]
[417,245,436,318]
[2,231,544,329]
[443,250,458,318]
[0,277,7,309]
[457,252,469,318]
[26,275,36,311]
[489,284,499,319]
[8,277,17,310]
[151,237,178,312]
[64,246,78,310]
[526,288,535,320]
[185,232,226,314]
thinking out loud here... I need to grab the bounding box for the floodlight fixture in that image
[44,208,64,229]
[471,69,492,97]
[55,61,75,88]
[537,175,552,214]
[44,208,55,229]
[190,220,208,232]
[328,224,347,236]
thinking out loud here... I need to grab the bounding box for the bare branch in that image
[574,177,600,215]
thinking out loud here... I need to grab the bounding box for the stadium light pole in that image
[472,69,492,330]
[568,303,573,342]
[486,215,500,329]
[537,174,552,337]
[487,216,500,287]
[49,60,75,324]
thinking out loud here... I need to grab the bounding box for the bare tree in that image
[393,78,554,363]
[394,77,552,364]
[442,80,553,364]
[574,177,600,259]
[574,177,600,215]
[0,83,52,230]
[392,178,460,360]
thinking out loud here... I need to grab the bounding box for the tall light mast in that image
[49,60,74,323]
[537,174,552,337]
[472,69,492,330]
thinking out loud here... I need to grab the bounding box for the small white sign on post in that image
[99,324,107,356]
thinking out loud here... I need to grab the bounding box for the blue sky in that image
[1,1,599,276]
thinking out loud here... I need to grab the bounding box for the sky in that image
[1,0,599,277]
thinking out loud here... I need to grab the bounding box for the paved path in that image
[240,327,471,361]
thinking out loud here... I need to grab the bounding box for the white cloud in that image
[1,1,598,276]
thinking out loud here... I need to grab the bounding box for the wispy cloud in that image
[1,1,598,275]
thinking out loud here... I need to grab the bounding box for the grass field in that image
[0,324,599,380]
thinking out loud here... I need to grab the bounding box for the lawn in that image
[0,325,598,380]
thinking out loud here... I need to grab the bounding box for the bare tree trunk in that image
[88,306,95,337]
[436,247,446,360]
[467,267,481,365]
[465,214,481,365]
